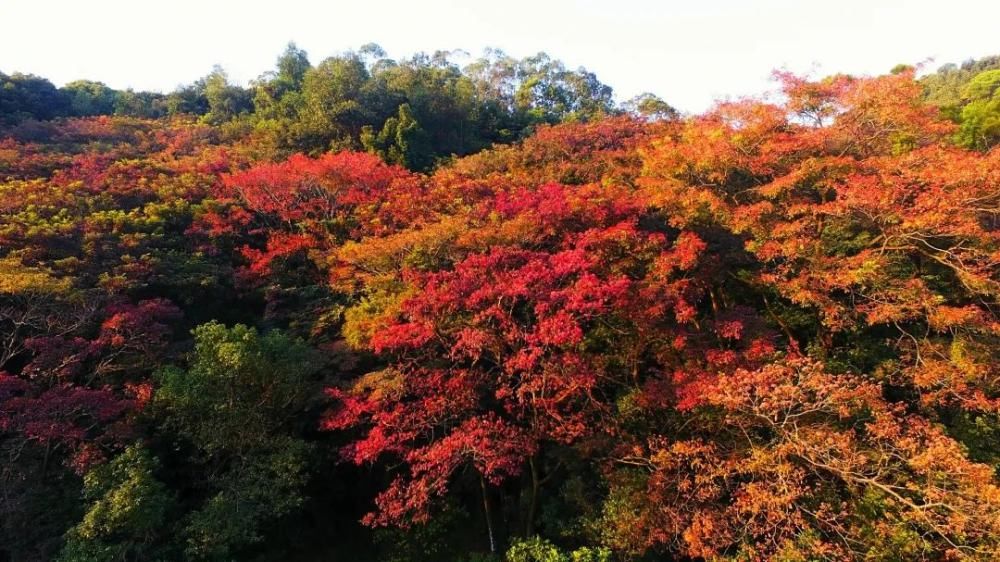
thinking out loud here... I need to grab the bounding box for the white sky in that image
[2,0,999,113]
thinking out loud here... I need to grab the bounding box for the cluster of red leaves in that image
[0,298,180,471]
[215,151,426,283]
[0,137,72,179]
[0,372,130,471]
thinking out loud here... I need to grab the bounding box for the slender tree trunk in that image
[41,441,51,476]
[480,473,496,554]
[525,456,540,537]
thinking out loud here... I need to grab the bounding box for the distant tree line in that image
[1,43,675,170]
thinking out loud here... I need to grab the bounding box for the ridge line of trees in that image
[2,42,676,170]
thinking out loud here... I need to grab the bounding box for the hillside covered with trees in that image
[3,45,1000,561]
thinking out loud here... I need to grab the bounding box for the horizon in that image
[3,0,1000,113]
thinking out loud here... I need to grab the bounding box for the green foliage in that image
[201,66,252,125]
[180,443,311,560]
[154,322,321,560]
[276,42,311,90]
[155,322,319,447]
[62,80,118,117]
[922,55,1000,108]
[58,445,174,562]
[0,71,69,124]
[948,412,1000,466]
[241,44,620,165]
[921,55,1000,147]
[957,69,1000,149]
[361,103,433,169]
[297,53,373,151]
[166,83,209,116]
[623,92,677,121]
[506,537,611,562]
[512,54,615,123]
[112,89,168,118]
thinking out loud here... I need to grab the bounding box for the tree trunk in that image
[525,456,540,537]
[480,473,497,554]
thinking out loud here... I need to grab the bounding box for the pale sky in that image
[2,0,999,112]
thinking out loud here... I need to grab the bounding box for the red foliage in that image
[327,172,773,525]
[0,372,131,471]
[222,151,425,239]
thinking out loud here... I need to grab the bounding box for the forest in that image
[3,43,1000,561]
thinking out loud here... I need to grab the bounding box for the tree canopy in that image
[4,46,1000,562]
